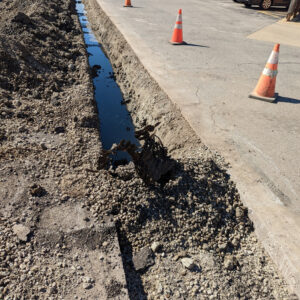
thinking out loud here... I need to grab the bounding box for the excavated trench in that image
[76,0,139,164]
[76,0,176,183]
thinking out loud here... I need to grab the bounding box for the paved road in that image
[95,0,300,294]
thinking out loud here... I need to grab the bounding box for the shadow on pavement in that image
[124,6,143,8]
[276,96,300,104]
[185,43,210,48]
[176,42,209,48]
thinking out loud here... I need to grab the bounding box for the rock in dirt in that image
[82,277,94,289]
[181,257,195,270]
[224,255,237,270]
[12,12,33,26]
[235,207,244,219]
[12,224,31,242]
[29,184,46,197]
[83,282,93,289]
[132,247,154,271]
[151,241,161,253]
[173,251,187,261]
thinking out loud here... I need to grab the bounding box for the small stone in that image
[224,255,236,270]
[235,207,244,219]
[54,126,65,134]
[174,291,181,298]
[132,247,154,271]
[232,238,239,247]
[61,195,69,202]
[151,242,161,253]
[12,224,31,242]
[83,282,93,289]
[83,276,94,283]
[218,242,227,251]
[202,243,209,250]
[41,143,48,150]
[173,251,187,261]
[181,257,195,270]
[29,184,46,197]
[68,64,75,71]
[30,265,39,273]
[12,12,32,25]
[102,241,108,247]
[157,282,163,294]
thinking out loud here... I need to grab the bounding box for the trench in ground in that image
[76,0,139,164]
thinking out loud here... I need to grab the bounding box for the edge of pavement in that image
[94,0,300,296]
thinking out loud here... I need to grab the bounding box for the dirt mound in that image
[94,158,253,254]
[0,0,102,298]
[0,0,83,96]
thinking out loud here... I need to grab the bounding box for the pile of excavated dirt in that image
[0,0,107,298]
[0,0,296,299]
[88,160,289,299]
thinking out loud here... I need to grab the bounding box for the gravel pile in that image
[0,215,82,299]
[0,0,102,298]
[86,159,291,299]
[90,158,252,254]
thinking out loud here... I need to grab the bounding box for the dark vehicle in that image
[243,0,290,9]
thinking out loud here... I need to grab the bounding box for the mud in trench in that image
[0,0,294,300]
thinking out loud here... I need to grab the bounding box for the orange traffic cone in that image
[124,0,132,7]
[249,44,280,103]
[170,9,185,45]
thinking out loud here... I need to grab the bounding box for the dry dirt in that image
[0,0,298,299]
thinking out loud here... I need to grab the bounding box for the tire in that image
[260,0,272,9]
[244,3,252,7]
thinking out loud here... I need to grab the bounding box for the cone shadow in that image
[170,42,209,48]
[276,96,300,104]
[123,6,143,8]
[185,43,209,48]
